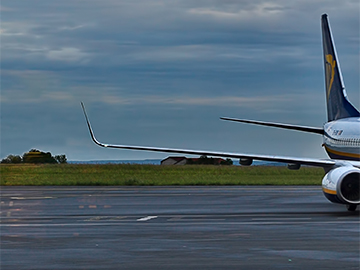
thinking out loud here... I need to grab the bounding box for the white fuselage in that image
[323,117,360,161]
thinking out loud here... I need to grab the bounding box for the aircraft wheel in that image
[346,204,357,211]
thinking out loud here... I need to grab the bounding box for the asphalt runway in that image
[1,186,359,270]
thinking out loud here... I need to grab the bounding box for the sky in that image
[1,0,359,161]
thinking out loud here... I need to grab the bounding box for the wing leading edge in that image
[81,103,335,168]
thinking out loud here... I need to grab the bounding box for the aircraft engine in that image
[322,166,360,205]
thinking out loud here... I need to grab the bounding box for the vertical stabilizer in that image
[321,14,359,121]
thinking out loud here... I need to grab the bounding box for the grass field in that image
[0,164,325,186]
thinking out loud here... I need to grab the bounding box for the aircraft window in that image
[325,136,360,145]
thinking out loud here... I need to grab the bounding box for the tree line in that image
[1,149,67,164]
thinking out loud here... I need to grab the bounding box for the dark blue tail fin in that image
[321,14,360,122]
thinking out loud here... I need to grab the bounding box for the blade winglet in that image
[81,102,108,148]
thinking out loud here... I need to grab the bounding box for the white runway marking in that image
[10,197,55,200]
[137,216,158,222]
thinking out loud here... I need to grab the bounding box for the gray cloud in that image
[1,1,359,160]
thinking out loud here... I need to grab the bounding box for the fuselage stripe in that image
[324,145,360,159]
[322,187,337,195]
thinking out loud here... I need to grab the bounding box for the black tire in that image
[346,204,357,211]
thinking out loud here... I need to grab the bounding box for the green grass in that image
[0,164,325,186]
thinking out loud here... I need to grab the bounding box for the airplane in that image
[81,14,360,211]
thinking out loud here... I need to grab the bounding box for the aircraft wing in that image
[82,103,338,168]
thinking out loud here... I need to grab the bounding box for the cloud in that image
[99,94,293,107]
[188,2,285,21]
[46,47,89,62]
[58,24,93,31]
[0,0,358,160]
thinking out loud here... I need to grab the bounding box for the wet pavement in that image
[1,186,359,269]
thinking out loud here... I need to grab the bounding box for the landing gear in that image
[346,204,357,211]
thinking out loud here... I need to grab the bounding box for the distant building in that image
[161,156,227,165]
[161,156,188,165]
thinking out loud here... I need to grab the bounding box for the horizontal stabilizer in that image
[220,117,324,135]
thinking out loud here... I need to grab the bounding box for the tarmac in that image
[1,186,359,269]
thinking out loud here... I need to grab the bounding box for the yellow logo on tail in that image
[325,54,336,98]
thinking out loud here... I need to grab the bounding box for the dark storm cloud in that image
[1,1,359,160]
